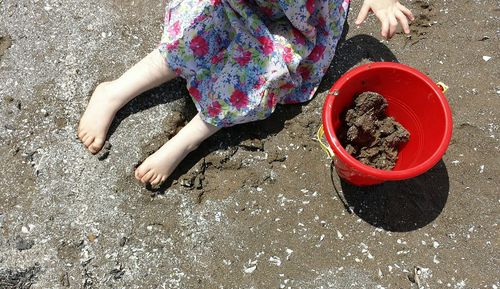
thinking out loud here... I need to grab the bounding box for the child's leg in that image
[135,112,220,185]
[78,49,176,153]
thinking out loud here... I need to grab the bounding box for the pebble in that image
[269,256,281,266]
[243,265,256,274]
[60,272,70,287]
[285,248,293,260]
[4,124,16,131]
[16,237,34,251]
[3,95,14,102]
[119,236,127,247]
[433,255,440,264]
[87,233,97,242]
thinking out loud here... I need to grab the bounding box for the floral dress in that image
[159,0,350,127]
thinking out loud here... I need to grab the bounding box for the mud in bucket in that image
[321,62,453,186]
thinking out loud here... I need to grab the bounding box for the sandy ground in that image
[0,0,499,288]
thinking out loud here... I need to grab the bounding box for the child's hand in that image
[355,0,415,39]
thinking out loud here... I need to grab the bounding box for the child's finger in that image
[380,16,390,39]
[395,10,410,34]
[388,15,398,39]
[355,2,371,25]
[397,2,415,21]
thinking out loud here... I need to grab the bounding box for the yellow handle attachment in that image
[436,82,449,93]
[316,124,335,159]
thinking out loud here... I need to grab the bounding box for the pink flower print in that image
[166,39,179,50]
[260,6,273,17]
[318,16,326,28]
[254,76,266,89]
[207,101,221,117]
[194,14,208,22]
[306,0,316,14]
[211,0,221,5]
[190,35,209,57]
[234,49,252,66]
[298,66,311,80]
[267,92,278,108]
[307,45,325,62]
[282,46,293,63]
[340,0,349,13]
[167,20,180,37]
[257,36,274,56]
[292,28,306,45]
[211,52,224,64]
[230,89,249,110]
[280,82,295,90]
[188,87,202,101]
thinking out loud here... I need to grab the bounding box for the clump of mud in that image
[339,92,410,170]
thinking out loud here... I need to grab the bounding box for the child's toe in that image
[81,133,89,143]
[89,138,105,153]
[84,136,95,148]
[135,166,147,180]
[78,130,86,140]
[151,175,162,186]
[141,170,155,183]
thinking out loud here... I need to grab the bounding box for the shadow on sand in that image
[336,160,449,232]
[317,29,400,94]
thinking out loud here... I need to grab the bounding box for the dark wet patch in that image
[95,141,112,160]
[15,236,34,251]
[0,34,12,59]
[0,265,41,289]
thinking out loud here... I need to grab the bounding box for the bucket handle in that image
[316,124,335,159]
[316,124,352,213]
[436,82,449,93]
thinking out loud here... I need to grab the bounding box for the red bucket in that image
[322,62,453,186]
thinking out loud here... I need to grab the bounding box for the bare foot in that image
[78,82,123,154]
[135,138,196,186]
[134,113,220,186]
[78,49,177,154]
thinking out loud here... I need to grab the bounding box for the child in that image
[78,0,414,186]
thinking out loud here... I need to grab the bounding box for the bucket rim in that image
[322,62,453,180]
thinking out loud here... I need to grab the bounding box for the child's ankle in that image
[170,131,201,153]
